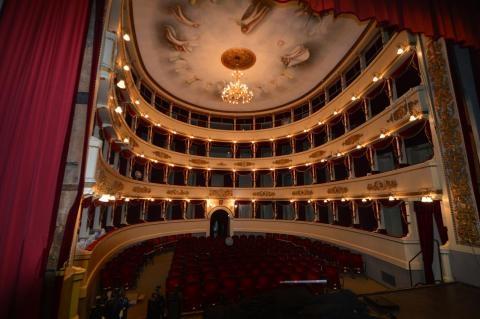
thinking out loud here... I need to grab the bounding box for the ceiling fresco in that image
[132,0,369,112]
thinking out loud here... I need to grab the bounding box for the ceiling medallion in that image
[221,48,255,105]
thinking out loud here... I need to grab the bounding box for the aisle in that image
[128,251,173,319]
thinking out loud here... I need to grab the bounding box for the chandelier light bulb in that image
[116,80,126,89]
[222,70,253,104]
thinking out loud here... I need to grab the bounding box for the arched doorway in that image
[210,210,230,238]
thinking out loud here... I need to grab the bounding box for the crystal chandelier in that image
[221,70,254,104]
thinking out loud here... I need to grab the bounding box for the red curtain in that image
[0,0,90,318]
[276,0,480,49]
[414,200,447,284]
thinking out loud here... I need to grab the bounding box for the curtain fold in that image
[0,0,91,317]
[275,0,480,49]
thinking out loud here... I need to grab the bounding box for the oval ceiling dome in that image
[131,0,369,113]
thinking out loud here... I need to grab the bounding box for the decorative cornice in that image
[252,191,275,197]
[208,189,233,197]
[166,189,189,196]
[132,186,151,194]
[292,189,313,196]
[367,180,397,191]
[426,39,480,245]
[327,186,348,194]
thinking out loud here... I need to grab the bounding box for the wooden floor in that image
[363,282,480,319]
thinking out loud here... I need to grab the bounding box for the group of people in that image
[89,287,130,319]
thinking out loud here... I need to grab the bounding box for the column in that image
[290,137,295,153]
[102,140,110,161]
[126,158,133,178]
[363,99,370,120]
[252,170,257,188]
[368,146,378,172]
[121,204,128,225]
[186,138,191,154]
[395,135,408,165]
[352,201,359,225]
[92,206,102,231]
[184,168,189,186]
[233,171,237,188]
[161,201,167,220]
[182,201,187,220]
[273,201,277,219]
[167,134,172,150]
[272,141,276,156]
[347,155,354,179]
[113,152,120,171]
[144,162,150,182]
[312,164,317,184]
[293,201,298,220]
[205,170,210,187]
[332,201,338,224]
[340,74,347,90]
[140,201,146,221]
[308,100,313,116]
[148,126,153,143]
[105,205,114,227]
[343,112,349,132]
[359,54,367,71]
[252,201,257,219]
[387,78,395,103]
[314,202,319,222]
[232,142,237,158]
[272,170,276,187]
[308,131,313,149]
[252,142,257,158]
[404,201,417,239]
[375,200,385,230]
[329,161,335,181]
[326,124,332,141]
[206,141,211,157]
[292,168,297,186]
[164,166,169,184]
[78,207,90,240]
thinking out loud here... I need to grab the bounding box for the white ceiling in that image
[132,0,369,112]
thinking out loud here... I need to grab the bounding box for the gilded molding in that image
[367,180,398,191]
[342,133,363,146]
[292,190,313,196]
[190,159,209,165]
[153,150,171,159]
[209,189,233,197]
[132,186,151,194]
[166,189,189,196]
[426,39,480,245]
[327,186,348,194]
[272,158,292,165]
[252,191,275,197]
[234,161,255,167]
[309,150,326,158]
[95,170,124,194]
[387,99,419,122]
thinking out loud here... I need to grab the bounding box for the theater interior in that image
[1,0,480,318]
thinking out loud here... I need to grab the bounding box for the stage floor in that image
[362,282,480,319]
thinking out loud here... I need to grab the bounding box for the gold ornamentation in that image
[252,191,275,197]
[131,140,139,148]
[342,133,363,146]
[272,158,292,165]
[209,189,233,197]
[387,99,419,122]
[292,190,313,196]
[327,186,348,194]
[221,48,256,70]
[95,170,124,194]
[217,162,227,166]
[132,186,151,194]
[166,189,189,196]
[234,161,255,167]
[426,39,480,245]
[367,180,398,191]
[190,159,209,165]
[153,151,171,159]
[309,150,326,158]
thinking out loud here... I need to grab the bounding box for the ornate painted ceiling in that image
[131,0,369,112]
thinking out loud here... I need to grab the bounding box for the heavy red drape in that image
[414,201,448,284]
[276,0,480,50]
[0,0,90,318]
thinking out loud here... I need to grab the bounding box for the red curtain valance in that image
[275,0,480,50]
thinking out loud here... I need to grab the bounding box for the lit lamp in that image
[221,48,256,105]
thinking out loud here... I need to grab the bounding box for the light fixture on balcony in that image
[99,194,111,202]
[123,137,129,144]
[351,95,358,101]
[123,65,130,71]
[388,195,396,201]
[221,48,256,105]
[421,195,434,203]
[123,33,131,41]
[116,80,126,89]
[115,106,123,114]
[372,74,380,82]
